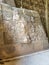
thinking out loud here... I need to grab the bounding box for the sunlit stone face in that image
[0,3,48,59]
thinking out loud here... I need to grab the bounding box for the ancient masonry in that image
[0,3,48,59]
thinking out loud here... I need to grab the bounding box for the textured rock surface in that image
[1,0,49,40]
[14,0,46,31]
[0,3,48,59]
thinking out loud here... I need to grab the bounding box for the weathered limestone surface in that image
[0,3,48,59]
[13,0,46,31]
[1,0,49,40]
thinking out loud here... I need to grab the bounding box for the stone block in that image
[0,3,48,59]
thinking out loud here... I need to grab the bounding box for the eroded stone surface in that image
[0,3,48,59]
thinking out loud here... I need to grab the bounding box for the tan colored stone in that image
[0,3,48,59]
